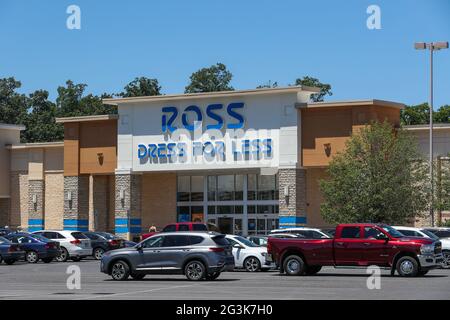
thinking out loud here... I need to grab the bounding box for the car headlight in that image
[420,244,434,254]
[261,252,268,257]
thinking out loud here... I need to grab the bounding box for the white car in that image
[32,230,92,262]
[225,235,274,272]
[393,226,450,267]
[269,227,331,239]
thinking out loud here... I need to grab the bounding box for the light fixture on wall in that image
[120,188,125,208]
[284,185,290,206]
[66,191,72,201]
[32,194,37,204]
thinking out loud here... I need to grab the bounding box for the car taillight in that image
[70,239,81,245]
[109,239,119,246]
[267,241,272,254]
[209,247,225,252]
[45,243,54,249]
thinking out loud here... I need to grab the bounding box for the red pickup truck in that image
[267,223,443,277]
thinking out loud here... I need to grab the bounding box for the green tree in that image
[256,81,278,89]
[319,121,428,225]
[0,77,29,126]
[434,105,450,123]
[56,80,117,117]
[400,103,430,125]
[185,63,234,93]
[24,90,64,142]
[119,77,161,97]
[293,76,332,102]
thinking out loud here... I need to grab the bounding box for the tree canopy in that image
[185,63,234,93]
[118,77,161,97]
[293,76,332,102]
[319,121,429,225]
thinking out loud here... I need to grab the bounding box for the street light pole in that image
[415,41,449,227]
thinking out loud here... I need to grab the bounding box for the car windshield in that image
[234,236,259,247]
[0,236,11,244]
[381,225,405,238]
[97,232,116,240]
[420,229,439,240]
[29,234,50,242]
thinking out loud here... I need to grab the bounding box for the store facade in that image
[1,86,404,239]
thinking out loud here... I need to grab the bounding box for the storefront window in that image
[207,176,216,201]
[217,205,233,215]
[247,174,257,200]
[191,206,203,222]
[191,176,204,201]
[177,206,190,222]
[177,176,190,202]
[235,175,244,200]
[218,175,234,201]
[207,206,216,215]
[257,174,277,200]
[234,219,243,235]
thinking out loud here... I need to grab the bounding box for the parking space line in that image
[73,283,201,300]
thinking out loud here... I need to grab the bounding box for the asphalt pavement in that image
[0,259,449,300]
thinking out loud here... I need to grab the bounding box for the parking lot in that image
[0,259,449,300]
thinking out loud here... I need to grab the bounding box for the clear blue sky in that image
[1,0,449,108]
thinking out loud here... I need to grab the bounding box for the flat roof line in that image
[297,99,405,109]
[102,85,321,105]
[6,141,64,150]
[55,114,119,123]
[0,123,26,131]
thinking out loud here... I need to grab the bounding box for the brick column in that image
[278,168,307,228]
[28,180,45,232]
[63,176,89,231]
[115,173,142,240]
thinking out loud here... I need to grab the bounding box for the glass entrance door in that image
[217,217,233,234]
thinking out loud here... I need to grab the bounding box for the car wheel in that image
[244,256,261,272]
[184,261,206,281]
[396,256,419,277]
[56,247,69,262]
[25,251,39,264]
[205,272,221,281]
[443,250,450,268]
[42,257,53,263]
[283,255,306,276]
[4,259,15,265]
[131,274,145,280]
[304,265,322,275]
[93,247,105,260]
[111,260,130,281]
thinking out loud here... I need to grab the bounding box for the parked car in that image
[100,232,234,281]
[423,227,450,239]
[141,222,209,240]
[269,233,303,239]
[421,227,450,267]
[225,235,274,272]
[267,223,443,277]
[0,228,13,237]
[4,232,60,263]
[247,235,268,247]
[320,227,336,237]
[269,227,331,239]
[32,230,92,262]
[0,236,24,265]
[83,231,124,260]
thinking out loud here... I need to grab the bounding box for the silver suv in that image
[100,232,234,281]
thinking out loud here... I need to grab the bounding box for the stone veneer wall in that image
[115,174,142,239]
[278,168,307,227]
[64,175,89,230]
[28,180,45,230]
[44,173,64,229]
[10,172,28,229]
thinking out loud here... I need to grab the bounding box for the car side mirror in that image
[136,244,143,251]
[376,233,389,241]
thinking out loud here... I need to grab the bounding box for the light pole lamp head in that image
[433,42,449,50]
[414,42,426,50]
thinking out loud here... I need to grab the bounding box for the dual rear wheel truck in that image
[267,223,444,277]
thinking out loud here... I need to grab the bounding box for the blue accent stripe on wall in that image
[115,218,129,225]
[279,216,307,227]
[63,219,89,226]
[115,226,129,233]
[130,218,141,225]
[28,226,43,232]
[130,227,141,234]
[28,219,44,225]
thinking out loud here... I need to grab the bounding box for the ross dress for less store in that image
[0,86,405,239]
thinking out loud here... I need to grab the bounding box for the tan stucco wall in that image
[9,171,28,228]
[141,173,177,231]
[44,173,64,229]
[0,128,21,197]
[306,167,331,227]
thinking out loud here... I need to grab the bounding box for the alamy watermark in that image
[66,5,81,30]
[66,265,81,290]
[366,5,381,30]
